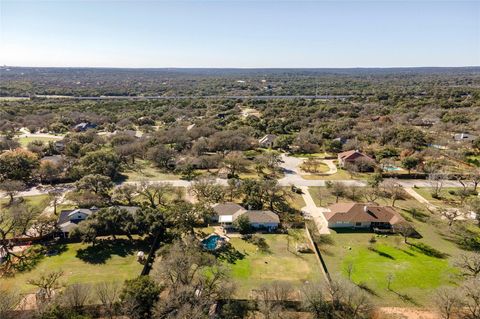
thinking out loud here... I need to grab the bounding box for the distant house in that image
[325,203,405,230]
[337,150,374,168]
[73,122,97,132]
[57,206,139,237]
[258,134,277,148]
[211,202,280,231]
[454,133,477,142]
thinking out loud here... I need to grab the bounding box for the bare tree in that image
[27,271,64,303]
[0,180,26,206]
[95,281,122,319]
[61,283,91,312]
[455,252,480,277]
[435,287,463,319]
[326,181,346,203]
[394,223,415,244]
[439,208,461,229]
[428,173,446,199]
[256,281,294,319]
[0,286,21,319]
[137,181,173,208]
[381,179,406,207]
[462,278,480,319]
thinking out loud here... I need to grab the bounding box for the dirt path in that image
[377,307,440,319]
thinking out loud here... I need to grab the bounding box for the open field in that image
[413,187,477,208]
[225,231,323,298]
[321,231,458,306]
[122,160,180,181]
[301,169,370,180]
[0,194,50,213]
[0,239,145,293]
[15,136,62,147]
[317,193,471,306]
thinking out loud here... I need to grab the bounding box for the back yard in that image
[223,231,323,298]
[0,238,145,294]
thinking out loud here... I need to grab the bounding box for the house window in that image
[355,222,362,227]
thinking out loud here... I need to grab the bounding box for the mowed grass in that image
[0,239,144,294]
[321,232,457,306]
[226,231,323,298]
[122,160,180,181]
[413,187,475,208]
[0,194,50,213]
[318,192,467,306]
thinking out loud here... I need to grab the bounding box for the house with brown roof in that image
[337,150,374,168]
[324,203,405,230]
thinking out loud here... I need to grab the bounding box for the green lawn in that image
[122,160,180,181]
[225,231,323,298]
[0,239,145,293]
[15,136,62,148]
[317,192,470,307]
[0,194,50,213]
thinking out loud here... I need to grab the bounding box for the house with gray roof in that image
[211,202,280,231]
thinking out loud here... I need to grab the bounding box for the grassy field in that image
[122,160,180,181]
[316,192,469,306]
[321,230,458,306]
[15,136,62,148]
[413,187,476,208]
[0,194,51,213]
[0,239,145,293]
[301,169,371,180]
[224,231,323,298]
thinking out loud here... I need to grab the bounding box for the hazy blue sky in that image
[0,0,478,68]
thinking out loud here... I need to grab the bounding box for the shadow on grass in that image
[213,243,246,264]
[368,247,395,260]
[402,208,430,223]
[398,248,415,257]
[408,242,448,259]
[389,289,421,306]
[76,239,146,264]
[356,281,379,297]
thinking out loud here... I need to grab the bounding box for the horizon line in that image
[2,65,480,70]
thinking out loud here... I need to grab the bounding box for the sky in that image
[0,0,479,68]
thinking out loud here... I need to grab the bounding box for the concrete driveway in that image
[299,186,330,234]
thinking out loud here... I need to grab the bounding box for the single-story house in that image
[242,210,280,231]
[73,122,97,132]
[57,205,139,236]
[337,150,374,168]
[211,202,246,224]
[211,202,280,231]
[258,134,277,148]
[324,203,405,230]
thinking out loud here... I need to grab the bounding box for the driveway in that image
[299,186,330,234]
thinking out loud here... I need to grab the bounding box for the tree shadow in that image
[389,289,421,306]
[368,247,395,260]
[356,281,379,297]
[213,243,246,264]
[408,243,448,259]
[76,238,145,264]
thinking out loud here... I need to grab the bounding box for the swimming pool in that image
[384,165,401,171]
[202,234,222,250]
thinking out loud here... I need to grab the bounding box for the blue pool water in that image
[384,165,401,171]
[202,235,221,250]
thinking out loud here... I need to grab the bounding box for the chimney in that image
[364,205,368,213]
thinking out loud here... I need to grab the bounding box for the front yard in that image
[224,231,323,298]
